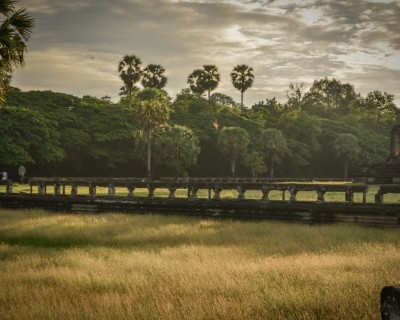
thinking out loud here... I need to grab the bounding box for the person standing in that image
[18,165,26,183]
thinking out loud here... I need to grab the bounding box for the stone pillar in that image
[108,184,116,196]
[89,183,96,196]
[38,182,45,195]
[316,187,326,204]
[261,186,271,201]
[148,186,155,198]
[127,186,135,197]
[6,180,13,194]
[189,186,199,199]
[345,189,354,203]
[381,286,400,320]
[168,187,176,199]
[54,183,61,195]
[236,185,246,200]
[289,187,298,202]
[213,185,222,200]
[71,184,78,196]
[375,190,383,204]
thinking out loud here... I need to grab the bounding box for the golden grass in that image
[0,209,399,319]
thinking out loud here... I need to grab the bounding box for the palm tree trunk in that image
[147,129,152,181]
[241,91,244,110]
[270,160,274,179]
[231,158,236,177]
[208,89,211,100]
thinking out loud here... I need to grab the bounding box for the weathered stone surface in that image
[381,286,400,320]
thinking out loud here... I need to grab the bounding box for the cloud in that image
[14,0,400,106]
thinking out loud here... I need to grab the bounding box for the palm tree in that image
[261,128,288,179]
[133,89,171,181]
[187,65,220,99]
[187,68,206,96]
[202,64,220,100]
[331,133,361,178]
[217,126,250,177]
[141,64,167,89]
[118,55,142,106]
[230,64,254,109]
[0,0,34,103]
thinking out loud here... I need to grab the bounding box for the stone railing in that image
[25,177,369,204]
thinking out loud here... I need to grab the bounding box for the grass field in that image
[0,209,399,319]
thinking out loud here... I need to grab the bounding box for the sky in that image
[12,0,400,107]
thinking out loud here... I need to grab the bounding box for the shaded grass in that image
[0,209,399,319]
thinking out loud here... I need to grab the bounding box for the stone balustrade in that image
[24,177,371,204]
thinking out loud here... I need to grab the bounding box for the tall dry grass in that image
[0,209,399,319]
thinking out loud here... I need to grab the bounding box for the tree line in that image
[0,75,397,180]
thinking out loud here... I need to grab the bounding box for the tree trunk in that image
[344,159,348,179]
[208,89,211,100]
[231,158,236,177]
[270,160,274,179]
[240,91,244,110]
[147,129,152,181]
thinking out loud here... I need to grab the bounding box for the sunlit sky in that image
[13,0,400,106]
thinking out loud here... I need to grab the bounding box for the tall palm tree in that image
[230,64,254,109]
[118,55,142,106]
[202,64,220,100]
[0,0,34,103]
[187,65,220,99]
[141,64,167,89]
[133,89,171,181]
[261,128,288,179]
[187,68,206,96]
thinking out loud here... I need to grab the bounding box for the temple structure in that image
[371,125,400,184]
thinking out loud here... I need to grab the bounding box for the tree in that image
[217,126,250,177]
[230,64,254,109]
[187,65,220,99]
[284,82,304,111]
[141,64,167,89]
[210,92,237,108]
[0,0,34,103]
[331,133,361,178]
[155,125,200,177]
[261,128,288,178]
[118,55,142,106]
[133,89,171,180]
[303,77,358,116]
[243,151,267,179]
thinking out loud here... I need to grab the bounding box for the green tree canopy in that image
[155,125,200,177]
[331,133,361,178]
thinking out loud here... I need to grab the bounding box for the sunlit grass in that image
[0,209,399,319]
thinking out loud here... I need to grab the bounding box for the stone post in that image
[71,184,78,196]
[54,183,61,195]
[6,180,13,194]
[89,183,96,196]
[38,182,45,195]
[289,187,298,202]
[381,286,400,320]
[213,185,222,200]
[147,185,155,198]
[108,184,116,196]
[189,186,199,199]
[168,187,176,199]
[127,186,135,197]
[316,186,326,204]
[236,185,246,200]
[261,186,271,201]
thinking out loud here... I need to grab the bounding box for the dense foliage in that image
[0,76,397,180]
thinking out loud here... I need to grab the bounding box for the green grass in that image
[0,209,399,319]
